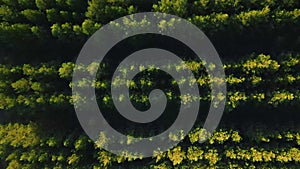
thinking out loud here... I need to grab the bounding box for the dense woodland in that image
[0,0,300,168]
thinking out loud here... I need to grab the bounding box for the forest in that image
[0,0,300,168]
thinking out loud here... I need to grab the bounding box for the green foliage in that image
[21,9,45,24]
[167,146,185,165]
[1,53,300,113]
[1,1,300,54]
[11,78,31,93]
[1,1,300,168]
[2,52,299,166]
[59,62,74,78]
[46,8,63,23]
[81,19,100,35]
[0,122,300,168]
[35,0,55,10]
[0,5,20,22]
[153,0,187,17]
[51,22,76,39]
[85,0,132,23]
[236,6,270,26]
[18,0,36,9]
